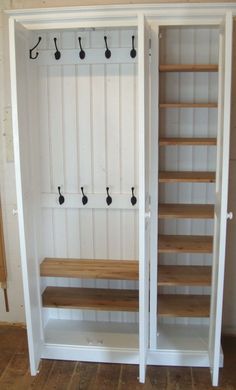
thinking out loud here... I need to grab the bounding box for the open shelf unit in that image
[8,4,234,387]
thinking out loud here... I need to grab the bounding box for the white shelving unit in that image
[7,3,235,386]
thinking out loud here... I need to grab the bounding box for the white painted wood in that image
[138,13,150,384]
[209,12,233,387]
[149,22,159,350]
[9,18,43,375]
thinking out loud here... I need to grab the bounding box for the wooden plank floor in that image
[0,326,235,389]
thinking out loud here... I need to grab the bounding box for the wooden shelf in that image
[158,235,213,253]
[159,64,218,72]
[42,286,139,312]
[159,137,217,146]
[158,294,210,317]
[158,203,214,219]
[159,103,217,108]
[159,171,216,183]
[40,258,138,280]
[158,265,211,286]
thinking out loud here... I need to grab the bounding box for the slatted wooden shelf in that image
[159,137,217,146]
[159,64,218,72]
[158,203,214,219]
[159,103,217,108]
[158,265,211,286]
[158,235,213,253]
[42,286,139,312]
[158,294,210,317]
[159,171,216,183]
[42,286,210,317]
[40,258,139,280]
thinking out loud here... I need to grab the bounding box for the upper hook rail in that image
[130,36,137,58]
[29,37,42,60]
[78,37,86,60]
[104,36,111,59]
[54,37,61,60]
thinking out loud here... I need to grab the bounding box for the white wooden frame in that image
[7,3,235,386]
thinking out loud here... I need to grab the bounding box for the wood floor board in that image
[0,326,235,389]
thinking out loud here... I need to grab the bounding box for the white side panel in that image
[9,19,43,374]
[209,12,233,386]
[138,14,150,383]
[149,23,159,350]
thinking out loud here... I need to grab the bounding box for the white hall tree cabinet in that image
[7,4,235,386]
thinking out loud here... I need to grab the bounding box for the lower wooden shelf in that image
[42,286,139,312]
[42,286,210,318]
[158,203,214,219]
[40,258,138,280]
[158,265,211,286]
[159,171,216,183]
[158,294,210,317]
[159,137,217,146]
[158,235,213,253]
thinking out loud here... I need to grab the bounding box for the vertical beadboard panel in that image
[62,65,78,193]
[48,65,64,191]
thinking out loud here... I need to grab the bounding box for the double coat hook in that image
[78,37,86,60]
[58,186,65,205]
[29,37,42,59]
[54,38,61,60]
[106,187,112,205]
[104,36,111,59]
[130,36,137,58]
[131,187,137,205]
[81,187,88,205]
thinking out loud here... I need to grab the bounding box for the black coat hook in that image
[106,187,112,205]
[78,37,86,60]
[104,36,111,59]
[81,187,88,205]
[29,37,42,59]
[58,186,65,205]
[130,36,136,58]
[131,187,137,206]
[54,37,61,60]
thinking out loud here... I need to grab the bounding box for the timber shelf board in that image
[159,64,218,72]
[40,258,138,280]
[159,171,216,183]
[158,235,213,253]
[158,294,210,317]
[158,203,214,219]
[159,103,217,108]
[42,286,139,312]
[158,265,212,286]
[159,137,217,146]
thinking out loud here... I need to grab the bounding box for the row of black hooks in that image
[57,186,137,206]
[29,35,137,60]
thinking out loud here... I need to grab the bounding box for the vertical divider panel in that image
[149,23,159,350]
[138,13,150,383]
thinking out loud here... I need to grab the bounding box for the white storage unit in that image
[7,3,236,386]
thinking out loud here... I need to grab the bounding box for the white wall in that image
[0,0,236,333]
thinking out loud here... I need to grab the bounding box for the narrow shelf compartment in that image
[159,103,217,108]
[40,258,138,280]
[158,203,214,219]
[159,64,218,72]
[159,137,217,146]
[158,265,211,286]
[158,294,210,317]
[159,171,216,183]
[158,235,213,253]
[42,286,139,312]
